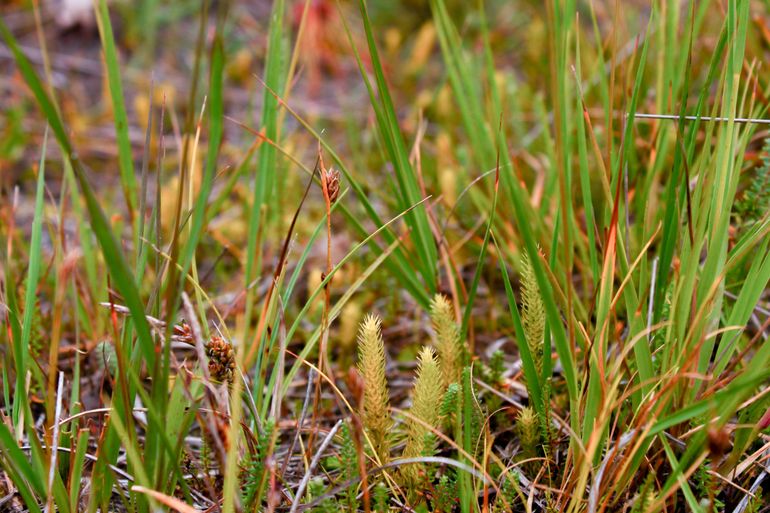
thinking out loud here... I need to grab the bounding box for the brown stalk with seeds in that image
[309,148,340,453]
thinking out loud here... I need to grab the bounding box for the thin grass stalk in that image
[242,0,286,353]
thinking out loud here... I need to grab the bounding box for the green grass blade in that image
[12,129,47,428]
[0,424,44,513]
[243,0,286,337]
[352,0,438,293]
[93,0,138,223]
[70,429,90,513]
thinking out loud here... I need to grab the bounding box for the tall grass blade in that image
[93,0,138,224]
[12,130,47,429]
[352,0,438,293]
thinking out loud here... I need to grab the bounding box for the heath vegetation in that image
[1,0,770,512]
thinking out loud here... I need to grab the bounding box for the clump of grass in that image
[429,293,464,386]
[356,313,391,464]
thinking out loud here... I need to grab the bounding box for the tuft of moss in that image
[494,471,523,512]
[439,382,460,429]
[487,349,505,385]
[307,477,334,513]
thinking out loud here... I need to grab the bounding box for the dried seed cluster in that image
[172,320,194,345]
[174,320,235,383]
[322,167,340,204]
[206,335,235,383]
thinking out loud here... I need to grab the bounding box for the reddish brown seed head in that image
[172,320,194,345]
[206,335,235,383]
[322,167,340,204]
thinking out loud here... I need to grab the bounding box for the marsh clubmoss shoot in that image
[356,314,392,463]
[430,293,464,387]
[521,251,545,376]
[517,406,539,461]
[373,482,390,513]
[401,346,445,487]
[338,421,360,511]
